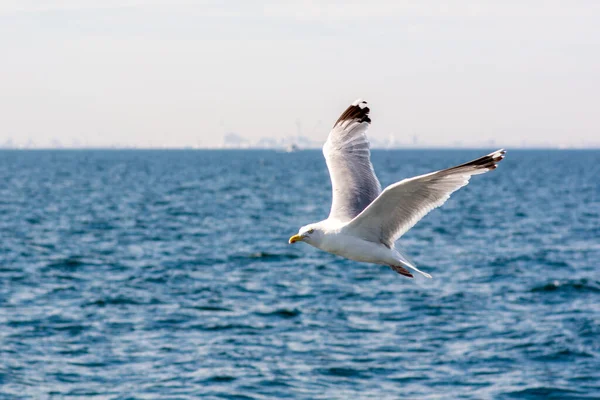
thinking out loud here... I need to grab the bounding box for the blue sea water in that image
[0,149,598,399]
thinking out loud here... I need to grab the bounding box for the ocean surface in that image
[0,149,598,399]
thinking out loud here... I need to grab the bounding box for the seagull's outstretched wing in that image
[323,99,381,223]
[345,149,506,248]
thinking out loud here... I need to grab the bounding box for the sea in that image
[0,149,598,399]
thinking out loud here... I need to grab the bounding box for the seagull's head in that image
[289,224,322,245]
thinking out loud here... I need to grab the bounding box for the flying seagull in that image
[289,99,506,278]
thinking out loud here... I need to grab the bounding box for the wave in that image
[531,279,600,294]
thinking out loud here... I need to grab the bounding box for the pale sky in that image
[1,1,599,148]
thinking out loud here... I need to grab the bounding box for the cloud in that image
[0,0,139,15]
[3,0,597,19]
[262,1,598,21]
[1,0,599,148]
[0,1,258,17]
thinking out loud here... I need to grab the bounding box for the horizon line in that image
[1,146,599,151]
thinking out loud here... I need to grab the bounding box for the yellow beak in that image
[289,234,303,244]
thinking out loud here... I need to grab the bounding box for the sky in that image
[1,1,599,148]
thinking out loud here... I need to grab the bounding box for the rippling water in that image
[0,149,599,399]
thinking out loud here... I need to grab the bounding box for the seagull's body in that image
[289,99,506,278]
[316,225,395,264]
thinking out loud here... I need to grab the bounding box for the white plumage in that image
[289,99,506,278]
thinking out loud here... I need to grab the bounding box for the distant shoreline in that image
[0,147,598,151]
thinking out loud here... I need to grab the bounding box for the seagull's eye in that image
[308,229,314,234]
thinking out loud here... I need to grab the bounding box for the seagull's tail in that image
[393,248,432,279]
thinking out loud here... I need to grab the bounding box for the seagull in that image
[289,99,506,278]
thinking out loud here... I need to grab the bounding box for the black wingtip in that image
[333,99,371,128]
[448,149,507,172]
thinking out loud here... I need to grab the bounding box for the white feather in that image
[293,99,506,279]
